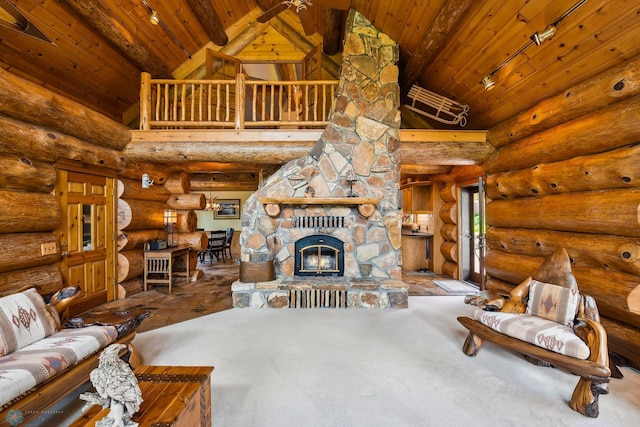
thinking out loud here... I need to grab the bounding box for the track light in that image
[531,25,557,46]
[149,10,160,25]
[481,76,496,91]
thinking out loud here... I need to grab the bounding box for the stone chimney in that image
[234,10,407,309]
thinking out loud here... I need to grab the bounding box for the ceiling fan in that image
[257,0,350,36]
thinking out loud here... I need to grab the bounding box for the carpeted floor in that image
[131,296,640,426]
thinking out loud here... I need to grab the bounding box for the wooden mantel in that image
[258,197,380,205]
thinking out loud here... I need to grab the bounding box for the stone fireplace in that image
[232,10,408,309]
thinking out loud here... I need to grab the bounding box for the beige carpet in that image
[130,297,639,426]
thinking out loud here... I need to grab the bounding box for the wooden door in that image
[56,161,117,315]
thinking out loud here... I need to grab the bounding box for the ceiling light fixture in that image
[480,0,586,91]
[149,10,160,25]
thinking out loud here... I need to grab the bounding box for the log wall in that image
[0,69,128,301]
[482,54,640,368]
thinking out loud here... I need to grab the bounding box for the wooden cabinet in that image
[401,182,432,213]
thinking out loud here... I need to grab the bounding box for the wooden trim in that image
[258,197,379,205]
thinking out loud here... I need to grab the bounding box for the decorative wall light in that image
[141,173,154,188]
[141,0,191,59]
[480,0,586,91]
[149,10,160,25]
[163,209,177,247]
[345,165,357,197]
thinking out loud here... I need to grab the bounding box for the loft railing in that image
[139,72,338,130]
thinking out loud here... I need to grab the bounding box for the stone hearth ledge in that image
[232,278,409,309]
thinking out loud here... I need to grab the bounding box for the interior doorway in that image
[459,179,485,287]
[55,160,117,315]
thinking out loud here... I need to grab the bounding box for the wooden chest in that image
[70,365,214,427]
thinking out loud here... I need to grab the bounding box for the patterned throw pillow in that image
[526,280,580,327]
[0,288,58,356]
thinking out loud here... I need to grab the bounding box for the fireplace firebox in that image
[294,235,344,277]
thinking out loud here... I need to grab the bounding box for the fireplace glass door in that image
[295,235,344,276]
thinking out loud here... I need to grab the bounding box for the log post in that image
[140,72,151,131]
[117,250,145,284]
[440,241,458,263]
[175,210,198,233]
[173,232,208,252]
[438,201,457,224]
[442,260,458,279]
[118,229,165,251]
[117,199,166,231]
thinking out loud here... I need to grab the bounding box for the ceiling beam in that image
[60,0,172,78]
[400,0,473,95]
[323,8,346,56]
[185,0,228,46]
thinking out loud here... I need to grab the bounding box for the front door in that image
[56,161,117,315]
[460,180,485,286]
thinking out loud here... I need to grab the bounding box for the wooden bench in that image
[458,248,611,417]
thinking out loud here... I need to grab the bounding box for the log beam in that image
[0,114,126,170]
[127,129,491,165]
[401,0,474,94]
[485,96,640,173]
[185,0,228,46]
[0,68,130,151]
[0,190,60,233]
[488,53,640,147]
[323,8,346,56]
[60,0,172,78]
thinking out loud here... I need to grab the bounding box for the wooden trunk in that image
[486,227,640,276]
[0,155,56,193]
[0,233,60,273]
[117,199,166,231]
[239,261,275,283]
[485,96,640,173]
[439,180,456,202]
[173,232,208,252]
[0,264,63,297]
[0,114,126,169]
[117,229,165,251]
[168,194,205,210]
[117,249,145,283]
[486,189,640,237]
[175,210,198,233]
[486,143,640,199]
[164,172,191,194]
[0,190,60,233]
[117,178,171,202]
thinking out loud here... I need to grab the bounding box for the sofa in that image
[0,287,136,425]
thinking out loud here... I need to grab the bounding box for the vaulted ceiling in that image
[1,0,638,132]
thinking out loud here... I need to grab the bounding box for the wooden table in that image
[70,365,214,427]
[144,245,190,293]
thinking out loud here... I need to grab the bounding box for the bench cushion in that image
[473,309,590,360]
[0,325,117,407]
[0,288,58,356]
[526,279,579,327]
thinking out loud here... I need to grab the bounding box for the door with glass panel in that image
[56,162,117,315]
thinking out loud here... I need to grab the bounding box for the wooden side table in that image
[144,245,191,293]
[70,365,214,427]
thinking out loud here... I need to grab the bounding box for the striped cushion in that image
[0,325,117,408]
[0,288,58,356]
[474,309,590,360]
